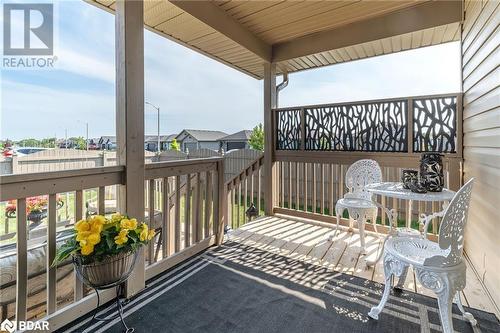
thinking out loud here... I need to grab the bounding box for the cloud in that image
[1,80,114,140]
[56,47,115,83]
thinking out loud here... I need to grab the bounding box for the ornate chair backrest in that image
[345,159,382,201]
[424,178,474,268]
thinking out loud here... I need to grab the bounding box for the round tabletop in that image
[366,182,455,202]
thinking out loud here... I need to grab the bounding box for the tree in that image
[74,137,87,150]
[40,137,56,148]
[170,138,180,151]
[249,123,264,151]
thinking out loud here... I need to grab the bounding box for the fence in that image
[0,149,157,175]
[272,93,463,238]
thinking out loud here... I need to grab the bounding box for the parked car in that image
[14,147,52,156]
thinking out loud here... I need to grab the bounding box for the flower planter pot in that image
[73,251,138,288]
[27,210,47,223]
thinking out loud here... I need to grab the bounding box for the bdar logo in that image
[0,319,16,333]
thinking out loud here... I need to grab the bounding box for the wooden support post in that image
[215,159,225,245]
[16,198,27,322]
[74,190,84,301]
[47,194,57,315]
[263,62,277,215]
[193,173,201,243]
[115,0,145,298]
[175,175,181,252]
[185,174,191,248]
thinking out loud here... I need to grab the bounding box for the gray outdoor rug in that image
[59,241,499,333]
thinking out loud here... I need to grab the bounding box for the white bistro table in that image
[365,182,455,268]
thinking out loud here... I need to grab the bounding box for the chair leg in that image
[329,207,342,241]
[437,291,454,333]
[394,266,409,290]
[372,211,379,236]
[368,253,399,320]
[455,292,477,326]
[357,218,366,254]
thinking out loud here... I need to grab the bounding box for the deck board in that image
[228,215,499,317]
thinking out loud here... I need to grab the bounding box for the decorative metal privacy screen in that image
[274,94,458,154]
[305,101,408,151]
[276,109,301,150]
[413,96,457,153]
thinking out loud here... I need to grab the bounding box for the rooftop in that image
[176,129,229,141]
[221,130,253,141]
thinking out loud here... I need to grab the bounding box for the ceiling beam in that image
[272,1,463,62]
[169,0,271,62]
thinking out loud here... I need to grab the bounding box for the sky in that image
[0,0,461,141]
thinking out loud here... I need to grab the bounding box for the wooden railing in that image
[143,157,224,279]
[225,154,264,229]
[0,157,225,329]
[0,166,124,323]
[271,93,463,238]
[273,157,459,239]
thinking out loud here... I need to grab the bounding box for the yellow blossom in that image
[81,243,94,255]
[147,229,156,240]
[114,229,129,245]
[92,215,106,224]
[87,232,101,246]
[75,220,90,233]
[90,221,103,234]
[111,213,123,223]
[76,231,91,243]
[139,223,149,242]
[120,218,138,230]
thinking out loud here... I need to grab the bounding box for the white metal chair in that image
[331,159,382,253]
[368,178,476,333]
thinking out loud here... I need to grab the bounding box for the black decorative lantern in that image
[245,203,259,221]
[420,153,444,192]
[401,169,418,189]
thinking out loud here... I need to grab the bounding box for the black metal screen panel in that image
[305,101,408,151]
[413,97,457,153]
[276,109,301,150]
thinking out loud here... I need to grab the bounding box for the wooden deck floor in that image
[228,215,499,318]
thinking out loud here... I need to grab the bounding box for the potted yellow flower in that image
[53,213,155,288]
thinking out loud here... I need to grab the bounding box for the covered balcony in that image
[1,1,498,332]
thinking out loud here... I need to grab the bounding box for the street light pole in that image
[145,102,161,153]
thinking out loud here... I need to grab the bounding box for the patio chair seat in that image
[336,197,377,210]
[385,236,449,267]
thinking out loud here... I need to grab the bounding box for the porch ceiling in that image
[88,0,462,79]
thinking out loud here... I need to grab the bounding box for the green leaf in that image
[106,235,115,249]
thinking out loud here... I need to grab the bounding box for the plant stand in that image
[73,251,138,333]
[84,283,134,333]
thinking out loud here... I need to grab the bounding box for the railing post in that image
[407,97,414,154]
[300,107,306,150]
[115,0,145,298]
[215,159,226,245]
[263,62,277,215]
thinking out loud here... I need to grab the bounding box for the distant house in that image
[144,134,177,152]
[220,130,252,151]
[87,138,100,150]
[175,129,227,152]
[99,136,116,150]
[57,138,77,149]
